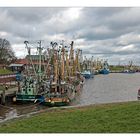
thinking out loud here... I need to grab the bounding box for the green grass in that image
[109,66,124,71]
[1,101,140,133]
[0,85,4,91]
[0,69,13,75]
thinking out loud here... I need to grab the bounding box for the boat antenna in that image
[37,40,43,83]
[24,41,37,77]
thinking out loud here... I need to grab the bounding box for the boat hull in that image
[81,71,94,79]
[99,69,110,74]
[94,70,99,75]
[14,94,44,103]
[42,82,83,107]
[42,96,70,106]
[42,101,69,106]
[82,74,94,79]
[123,70,135,74]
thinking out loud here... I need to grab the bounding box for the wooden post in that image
[1,89,5,105]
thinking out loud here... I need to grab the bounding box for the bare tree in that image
[0,38,16,64]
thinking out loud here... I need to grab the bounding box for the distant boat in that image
[99,68,110,74]
[123,70,135,74]
[99,60,110,75]
[94,70,99,75]
[81,70,94,79]
[123,61,136,74]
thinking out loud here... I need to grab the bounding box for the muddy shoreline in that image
[0,100,139,125]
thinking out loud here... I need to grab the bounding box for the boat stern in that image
[43,97,70,106]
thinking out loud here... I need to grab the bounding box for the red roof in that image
[15,59,28,64]
[14,59,48,65]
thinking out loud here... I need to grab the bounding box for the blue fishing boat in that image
[81,56,94,79]
[99,60,110,75]
[99,68,110,74]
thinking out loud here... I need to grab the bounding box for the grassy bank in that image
[0,69,13,75]
[109,65,124,71]
[0,85,4,91]
[1,101,140,133]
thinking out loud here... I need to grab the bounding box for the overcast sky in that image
[0,7,140,65]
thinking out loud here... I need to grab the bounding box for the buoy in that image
[13,97,16,102]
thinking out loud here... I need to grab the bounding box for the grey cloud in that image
[1,7,140,64]
[2,8,66,24]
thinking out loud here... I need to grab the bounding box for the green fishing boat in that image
[13,41,48,103]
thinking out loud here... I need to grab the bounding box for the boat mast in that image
[91,56,94,72]
[79,49,83,72]
[61,47,65,82]
[37,40,43,83]
[24,41,37,77]
[65,48,70,78]
[77,49,81,73]
[69,41,75,76]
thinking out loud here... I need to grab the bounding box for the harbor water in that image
[72,73,140,106]
[0,73,140,122]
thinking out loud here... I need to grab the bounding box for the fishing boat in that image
[123,61,136,74]
[94,58,102,75]
[99,68,110,74]
[123,69,135,73]
[81,70,94,79]
[14,76,44,103]
[13,41,49,103]
[99,60,110,74]
[13,40,84,106]
[94,70,99,75]
[81,56,94,79]
[42,41,84,106]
